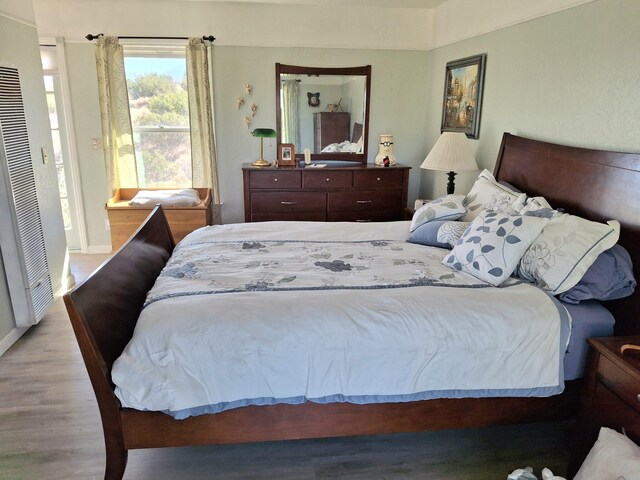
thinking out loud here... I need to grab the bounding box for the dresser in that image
[568,336,640,477]
[313,112,350,152]
[242,163,411,223]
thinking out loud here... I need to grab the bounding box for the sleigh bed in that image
[64,133,640,479]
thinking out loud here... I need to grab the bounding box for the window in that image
[124,51,191,188]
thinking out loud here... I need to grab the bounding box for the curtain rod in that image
[85,33,215,42]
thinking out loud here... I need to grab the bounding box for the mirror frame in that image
[276,63,371,164]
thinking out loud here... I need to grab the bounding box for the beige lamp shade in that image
[420,132,478,194]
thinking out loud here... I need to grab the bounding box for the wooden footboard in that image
[64,205,175,479]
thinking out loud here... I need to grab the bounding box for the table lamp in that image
[251,128,277,167]
[420,132,478,194]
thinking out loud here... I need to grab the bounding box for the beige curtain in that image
[282,80,300,148]
[95,36,137,193]
[186,38,221,224]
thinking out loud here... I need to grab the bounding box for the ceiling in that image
[179,0,448,8]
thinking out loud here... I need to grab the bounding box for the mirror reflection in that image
[276,64,371,164]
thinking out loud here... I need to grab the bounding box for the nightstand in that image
[568,336,640,477]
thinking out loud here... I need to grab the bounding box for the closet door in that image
[0,65,53,326]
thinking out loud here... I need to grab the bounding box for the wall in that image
[61,43,428,245]
[0,7,69,351]
[421,0,640,199]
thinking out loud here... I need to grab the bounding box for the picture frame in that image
[441,53,486,139]
[278,143,296,167]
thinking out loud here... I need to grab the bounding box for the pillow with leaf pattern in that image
[516,214,620,294]
[409,194,466,232]
[461,170,520,222]
[443,210,548,286]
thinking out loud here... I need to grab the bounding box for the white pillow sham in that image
[129,189,201,207]
[409,194,466,232]
[462,170,520,222]
[574,427,640,480]
[443,210,548,286]
[516,214,620,294]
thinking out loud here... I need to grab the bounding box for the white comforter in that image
[112,221,567,418]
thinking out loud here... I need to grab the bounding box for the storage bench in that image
[106,188,212,251]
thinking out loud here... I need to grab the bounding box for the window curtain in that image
[95,36,137,193]
[186,38,221,224]
[281,80,300,148]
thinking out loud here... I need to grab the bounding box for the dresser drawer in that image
[328,210,401,222]
[303,170,352,189]
[353,169,404,188]
[597,355,640,413]
[327,190,402,212]
[249,170,301,189]
[252,212,326,222]
[251,192,326,213]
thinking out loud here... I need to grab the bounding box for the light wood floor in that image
[0,254,573,480]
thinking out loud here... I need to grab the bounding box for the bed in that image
[64,133,640,479]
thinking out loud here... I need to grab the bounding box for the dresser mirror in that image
[276,64,371,165]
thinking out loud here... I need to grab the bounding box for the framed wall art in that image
[441,54,486,139]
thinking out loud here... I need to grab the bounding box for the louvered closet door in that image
[0,65,53,324]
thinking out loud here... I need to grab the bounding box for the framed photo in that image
[278,143,296,167]
[441,53,486,139]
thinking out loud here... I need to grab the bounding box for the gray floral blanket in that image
[145,239,489,306]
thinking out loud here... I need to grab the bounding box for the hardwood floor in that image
[0,254,573,479]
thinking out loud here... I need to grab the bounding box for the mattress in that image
[112,220,571,419]
[562,300,615,380]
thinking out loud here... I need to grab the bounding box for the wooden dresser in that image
[313,112,350,152]
[568,336,640,477]
[106,187,213,251]
[242,163,410,223]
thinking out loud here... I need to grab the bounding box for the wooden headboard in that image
[494,133,640,335]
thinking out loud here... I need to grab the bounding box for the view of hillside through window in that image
[124,55,191,187]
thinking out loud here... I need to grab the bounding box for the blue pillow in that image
[407,220,451,248]
[558,244,636,304]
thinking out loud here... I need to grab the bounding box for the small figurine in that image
[383,156,390,167]
[236,97,244,109]
[374,134,397,166]
[244,83,252,95]
[243,116,251,129]
[250,103,257,117]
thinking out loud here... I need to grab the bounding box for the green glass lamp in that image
[251,128,277,167]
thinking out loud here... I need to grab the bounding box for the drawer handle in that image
[377,177,381,181]
[637,394,640,403]
[280,201,296,205]
[326,178,331,182]
[274,178,278,182]
[356,200,372,204]
[356,219,371,222]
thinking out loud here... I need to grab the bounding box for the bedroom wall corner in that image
[420,0,640,201]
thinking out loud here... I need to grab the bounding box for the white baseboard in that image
[86,245,112,254]
[0,326,29,357]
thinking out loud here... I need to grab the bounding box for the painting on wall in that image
[441,54,486,139]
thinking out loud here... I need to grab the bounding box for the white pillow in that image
[409,194,466,232]
[574,427,640,480]
[129,189,201,207]
[516,214,620,294]
[462,170,520,221]
[443,210,548,286]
